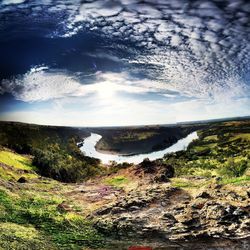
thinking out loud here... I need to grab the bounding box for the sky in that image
[0,0,249,126]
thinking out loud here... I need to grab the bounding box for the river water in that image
[80,132,198,164]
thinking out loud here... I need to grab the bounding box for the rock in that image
[17,177,27,183]
[202,203,225,220]
[191,199,206,209]
[175,213,200,227]
[139,158,155,173]
[195,191,211,199]
[164,165,175,178]
[233,207,247,216]
[239,218,250,231]
[91,182,250,244]
[95,206,112,215]
[161,213,177,223]
[215,177,222,182]
[57,201,71,213]
[207,183,222,190]
[111,207,126,214]
[227,191,242,201]
[129,206,140,211]
[247,191,250,198]
[154,174,169,183]
[138,159,174,177]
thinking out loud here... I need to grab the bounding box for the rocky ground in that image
[90,182,250,249]
[85,163,250,249]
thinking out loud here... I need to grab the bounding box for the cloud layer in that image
[0,0,249,125]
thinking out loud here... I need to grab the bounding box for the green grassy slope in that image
[0,150,104,250]
[163,120,250,184]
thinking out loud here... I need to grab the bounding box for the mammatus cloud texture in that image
[0,0,249,125]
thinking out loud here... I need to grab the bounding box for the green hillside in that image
[0,119,249,249]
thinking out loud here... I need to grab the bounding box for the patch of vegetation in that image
[171,178,210,188]
[113,131,158,141]
[0,150,38,181]
[104,175,129,187]
[219,176,250,185]
[0,188,104,249]
[32,142,103,183]
[0,151,35,171]
[0,122,89,154]
[0,222,54,250]
[219,159,249,177]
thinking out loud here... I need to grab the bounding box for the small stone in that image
[129,206,140,211]
[246,191,250,198]
[111,207,126,214]
[17,177,26,183]
[195,191,211,199]
[57,201,71,213]
[162,213,177,222]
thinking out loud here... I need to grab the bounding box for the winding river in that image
[80,132,198,164]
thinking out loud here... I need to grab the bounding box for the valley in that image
[0,119,249,249]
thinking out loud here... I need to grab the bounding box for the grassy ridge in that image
[0,151,35,170]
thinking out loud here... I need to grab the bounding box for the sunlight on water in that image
[80,132,198,164]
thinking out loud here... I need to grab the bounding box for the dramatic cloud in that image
[0,0,249,125]
[1,66,177,102]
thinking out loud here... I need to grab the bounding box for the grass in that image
[232,133,250,141]
[192,143,217,153]
[104,175,129,187]
[0,151,36,171]
[173,121,250,183]
[219,176,250,185]
[0,150,38,181]
[0,187,104,249]
[0,150,105,249]
[171,178,210,189]
[204,135,218,141]
[0,222,55,250]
